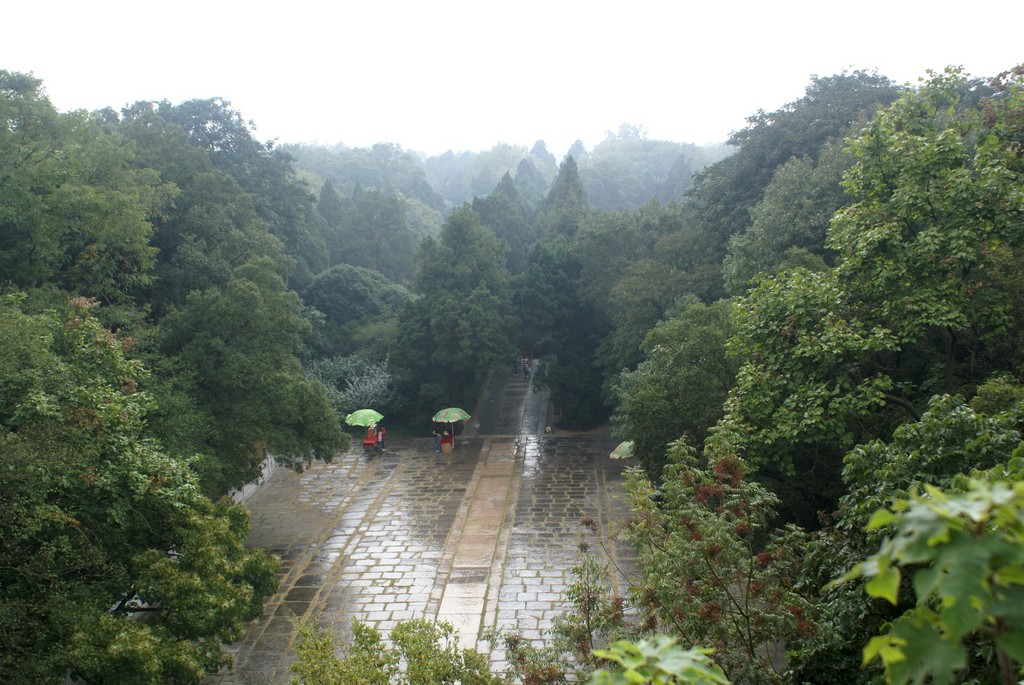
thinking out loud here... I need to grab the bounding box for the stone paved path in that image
[205,364,635,684]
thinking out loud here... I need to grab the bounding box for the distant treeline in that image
[283,128,729,215]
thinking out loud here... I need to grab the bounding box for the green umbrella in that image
[610,440,634,459]
[432,407,470,450]
[345,408,384,427]
[432,407,470,423]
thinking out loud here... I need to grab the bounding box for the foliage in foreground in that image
[487,547,630,684]
[839,468,1024,685]
[590,636,729,685]
[787,381,1024,683]
[290,617,502,685]
[622,440,810,684]
[292,615,733,685]
[0,295,280,684]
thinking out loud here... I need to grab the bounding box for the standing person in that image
[432,423,443,453]
[374,423,386,452]
[521,355,531,378]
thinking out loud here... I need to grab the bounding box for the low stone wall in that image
[228,450,277,503]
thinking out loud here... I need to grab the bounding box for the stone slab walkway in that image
[204,366,635,684]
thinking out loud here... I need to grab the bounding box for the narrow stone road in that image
[205,365,635,684]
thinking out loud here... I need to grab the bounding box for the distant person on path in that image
[373,423,387,452]
[521,356,531,378]
[432,423,443,452]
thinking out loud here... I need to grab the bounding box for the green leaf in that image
[862,634,907,669]
[885,610,967,685]
[866,507,899,530]
[995,564,1024,586]
[865,559,901,605]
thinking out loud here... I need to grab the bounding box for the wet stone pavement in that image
[205,365,636,684]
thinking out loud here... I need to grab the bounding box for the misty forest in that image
[3,62,1024,684]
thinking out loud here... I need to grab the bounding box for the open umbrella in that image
[345,408,384,427]
[432,407,470,423]
[433,407,470,451]
[610,440,634,459]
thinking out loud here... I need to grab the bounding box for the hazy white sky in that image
[4,1,1022,157]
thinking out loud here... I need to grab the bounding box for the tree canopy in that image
[6,61,1024,684]
[0,295,279,683]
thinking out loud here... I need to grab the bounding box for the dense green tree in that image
[601,258,689,371]
[722,267,899,476]
[393,206,514,407]
[657,144,729,205]
[686,71,901,255]
[157,259,348,493]
[581,201,719,375]
[539,329,610,430]
[0,71,168,304]
[510,239,611,428]
[317,178,348,230]
[611,299,737,478]
[365,142,447,209]
[573,202,705,422]
[117,101,292,315]
[391,298,440,405]
[467,142,530,199]
[829,66,1024,393]
[527,140,559,182]
[338,188,418,283]
[399,192,445,241]
[722,140,851,294]
[512,156,550,208]
[153,97,329,290]
[579,126,712,211]
[575,209,648,310]
[0,295,279,684]
[567,139,588,162]
[792,380,1024,684]
[302,263,412,326]
[719,66,1024,484]
[286,141,446,211]
[423,148,476,206]
[300,263,412,356]
[512,238,597,357]
[650,217,726,306]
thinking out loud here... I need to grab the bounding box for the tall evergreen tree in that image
[317,178,347,229]
[393,207,514,407]
[528,139,558,181]
[510,239,610,428]
[472,172,532,274]
[539,156,589,238]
